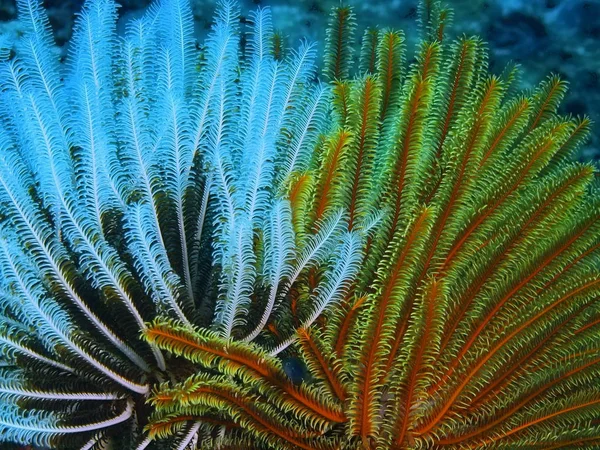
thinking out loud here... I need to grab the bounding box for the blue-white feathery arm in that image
[271,232,362,356]
[116,24,168,254]
[242,60,282,225]
[189,2,240,278]
[70,82,121,228]
[0,370,124,401]
[216,23,283,335]
[275,41,318,131]
[125,204,192,327]
[22,96,159,364]
[244,200,295,342]
[0,388,123,402]
[234,7,275,178]
[235,57,265,166]
[211,147,236,246]
[135,436,152,450]
[0,61,28,141]
[158,0,196,95]
[209,77,238,251]
[1,60,73,214]
[15,0,69,133]
[0,335,74,374]
[188,0,240,175]
[278,82,330,184]
[175,421,202,450]
[0,239,149,394]
[247,7,273,61]
[16,0,63,103]
[300,231,362,328]
[285,208,346,290]
[0,136,149,372]
[126,4,162,114]
[191,175,212,287]
[61,194,165,369]
[0,400,134,447]
[184,3,240,289]
[151,48,195,302]
[14,0,73,212]
[271,41,320,183]
[214,220,256,339]
[67,0,125,229]
[0,315,28,340]
[80,436,103,450]
[3,2,160,368]
[357,207,388,236]
[15,98,163,369]
[208,99,239,334]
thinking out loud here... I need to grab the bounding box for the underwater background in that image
[1,0,599,160]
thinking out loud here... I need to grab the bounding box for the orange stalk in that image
[416,278,600,437]
[145,327,346,423]
[298,328,347,401]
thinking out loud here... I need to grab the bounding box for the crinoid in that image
[0,0,598,449]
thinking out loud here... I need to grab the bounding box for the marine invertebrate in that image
[0,0,354,447]
[0,0,599,449]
